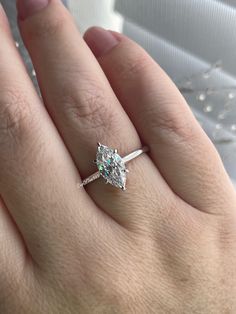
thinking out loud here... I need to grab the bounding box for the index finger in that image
[0,3,91,266]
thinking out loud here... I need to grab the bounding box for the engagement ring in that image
[80,143,149,190]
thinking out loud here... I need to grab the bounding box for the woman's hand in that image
[0,0,236,313]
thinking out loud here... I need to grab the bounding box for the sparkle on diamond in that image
[96,144,126,190]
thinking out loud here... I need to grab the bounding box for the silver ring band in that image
[80,144,149,190]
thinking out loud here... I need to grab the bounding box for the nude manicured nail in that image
[17,0,50,20]
[84,27,120,58]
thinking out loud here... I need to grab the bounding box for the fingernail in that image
[17,0,50,20]
[84,27,120,58]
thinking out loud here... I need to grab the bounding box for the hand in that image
[0,1,236,313]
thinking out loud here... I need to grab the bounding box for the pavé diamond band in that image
[80,143,149,191]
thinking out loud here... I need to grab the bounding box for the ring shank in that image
[122,146,149,164]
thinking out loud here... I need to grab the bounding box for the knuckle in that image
[24,11,68,42]
[216,216,236,250]
[146,103,197,143]
[118,51,152,81]
[62,81,115,132]
[0,88,34,144]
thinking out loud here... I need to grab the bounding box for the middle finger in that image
[18,0,175,226]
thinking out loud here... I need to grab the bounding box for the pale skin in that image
[0,0,236,313]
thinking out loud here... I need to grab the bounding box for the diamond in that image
[96,144,127,190]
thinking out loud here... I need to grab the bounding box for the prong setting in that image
[96,144,127,190]
[79,144,149,190]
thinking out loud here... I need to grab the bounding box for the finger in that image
[17,0,177,228]
[0,4,93,266]
[84,27,236,215]
[0,5,34,298]
[0,195,31,302]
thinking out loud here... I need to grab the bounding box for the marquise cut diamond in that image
[96,144,127,190]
